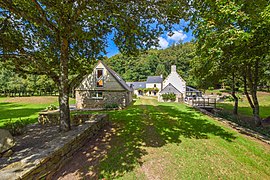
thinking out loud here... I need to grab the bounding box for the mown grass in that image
[75,97,270,179]
[217,92,270,119]
[0,96,75,128]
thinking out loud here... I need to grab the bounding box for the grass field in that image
[216,91,270,119]
[57,97,270,179]
[0,96,75,128]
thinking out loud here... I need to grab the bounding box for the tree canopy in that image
[189,0,270,124]
[0,0,188,131]
[105,42,196,84]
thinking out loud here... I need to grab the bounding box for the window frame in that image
[91,91,103,99]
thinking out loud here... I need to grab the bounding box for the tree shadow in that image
[54,102,236,179]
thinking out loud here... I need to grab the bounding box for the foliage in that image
[105,42,196,84]
[45,104,58,111]
[0,0,187,131]
[138,87,159,93]
[4,118,29,136]
[189,0,270,124]
[0,63,57,96]
[104,103,119,109]
[161,93,176,101]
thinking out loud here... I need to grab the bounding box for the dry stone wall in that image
[0,114,108,180]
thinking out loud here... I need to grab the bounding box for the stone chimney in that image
[171,65,176,73]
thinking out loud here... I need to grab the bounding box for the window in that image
[96,69,104,87]
[154,84,156,87]
[96,79,103,87]
[96,69,103,78]
[92,91,103,99]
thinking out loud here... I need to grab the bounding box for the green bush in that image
[4,118,29,136]
[161,93,176,102]
[208,87,214,90]
[46,104,58,111]
[225,86,231,90]
[104,103,119,109]
[216,92,222,96]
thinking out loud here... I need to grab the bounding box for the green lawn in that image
[218,92,270,119]
[0,96,75,128]
[81,97,270,179]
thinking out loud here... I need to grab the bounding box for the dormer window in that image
[96,69,104,87]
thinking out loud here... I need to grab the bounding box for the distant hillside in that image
[105,42,196,85]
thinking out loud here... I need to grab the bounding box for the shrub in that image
[104,103,119,109]
[161,93,176,102]
[208,87,214,90]
[4,118,29,136]
[45,104,58,111]
[216,92,222,96]
[225,86,231,90]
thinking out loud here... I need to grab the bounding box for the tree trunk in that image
[59,37,71,131]
[231,73,238,115]
[231,91,238,115]
[246,59,261,126]
[243,75,255,110]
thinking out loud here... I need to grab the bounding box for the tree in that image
[0,0,187,131]
[155,64,167,77]
[189,0,270,125]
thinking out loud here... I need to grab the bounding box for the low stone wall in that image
[38,111,102,126]
[0,114,109,180]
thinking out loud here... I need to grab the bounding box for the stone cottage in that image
[75,61,133,109]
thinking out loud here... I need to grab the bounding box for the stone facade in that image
[76,90,132,109]
[75,61,132,109]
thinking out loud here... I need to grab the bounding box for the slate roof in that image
[126,82,146,89]
[100,61,132,92]
[186,86,201,92]
[159,83,182,94]
[146,76,163,83]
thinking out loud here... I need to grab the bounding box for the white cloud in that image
[158,37,169,49]
[167,30,187,42]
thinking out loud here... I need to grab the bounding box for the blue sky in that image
[105,22,194,58]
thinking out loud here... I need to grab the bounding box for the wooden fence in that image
[186,97,216,109]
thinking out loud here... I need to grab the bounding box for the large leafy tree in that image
[190,0,270,125]
[0,0,187,131]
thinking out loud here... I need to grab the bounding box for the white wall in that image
[146,83,162,90]
[163,72,186,98]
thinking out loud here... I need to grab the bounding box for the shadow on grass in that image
[54,102,236,179]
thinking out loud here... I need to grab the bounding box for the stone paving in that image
[0,114,108,179]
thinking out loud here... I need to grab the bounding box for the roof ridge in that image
[160,83,182,94]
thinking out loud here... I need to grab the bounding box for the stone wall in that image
[0,114,109,180]
[76,90,132,109]
[38,111,100,126]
